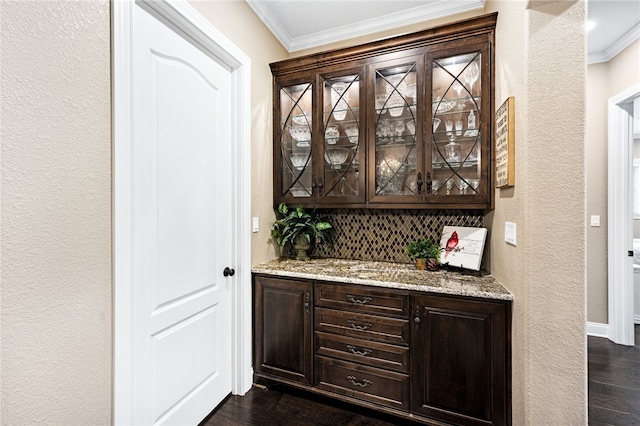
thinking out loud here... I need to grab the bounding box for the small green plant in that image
[404,237,442,261]
[271,203,334,257]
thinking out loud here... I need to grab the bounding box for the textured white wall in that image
[0,1,112,424]
[608,39,640,97]
[524,3,586,423]
[586,61,610,324]
[487,0,587,423]
[483,1,529,421]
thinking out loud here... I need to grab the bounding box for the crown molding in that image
[247,0,485,53]
[245,0,294,51]
[588,21,640,64]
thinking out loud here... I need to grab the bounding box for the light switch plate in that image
[590,215,600,227]
[505,222,517,245]
[252,217,259,233]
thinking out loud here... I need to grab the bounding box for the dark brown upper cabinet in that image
[271,13,497,210]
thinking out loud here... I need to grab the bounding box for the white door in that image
[608,84,640,346]
[131,5,233,424]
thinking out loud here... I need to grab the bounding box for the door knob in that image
[223,267,235,277]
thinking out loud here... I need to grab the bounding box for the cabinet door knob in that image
[304,292,311,314]
[414,306,422,330]
[223,267,235,277]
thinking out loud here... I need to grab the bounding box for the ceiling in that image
[246,0,640,63]
[587,0,640,63]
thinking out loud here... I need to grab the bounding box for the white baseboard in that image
[635,315,640,325]
[587,322,610,338]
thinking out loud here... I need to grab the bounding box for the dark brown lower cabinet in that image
[411,295,510,425]
[253,274,511,425]
[253,275,313,386]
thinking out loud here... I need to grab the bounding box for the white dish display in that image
[324,148,350,169]
[290,152,310,170]
[289,125,311,147]
[433,97,455,113]
[345,124,359,144]
[325,125,340,144]
[290,187,311,197]
[292,113,311,125]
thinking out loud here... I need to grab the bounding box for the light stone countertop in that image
[252,258,513,301]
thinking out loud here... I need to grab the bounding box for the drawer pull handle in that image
[346,319,372,330]
[346,375,373,388]
[346,295,372,304]
[346,344,372,356]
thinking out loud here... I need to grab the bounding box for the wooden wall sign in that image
[495,97,515,187]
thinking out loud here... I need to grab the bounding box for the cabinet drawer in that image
[315,307,409,345]
[315,356,409,411]
[315,331,409,372]
[315,282,409,317]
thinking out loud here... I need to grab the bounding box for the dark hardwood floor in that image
[588,325,640,425]
[202,325,640,426]
[200,383,421,426]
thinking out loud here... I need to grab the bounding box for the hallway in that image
[588,325,640,425]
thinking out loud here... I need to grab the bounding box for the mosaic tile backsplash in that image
[311,209,483,263]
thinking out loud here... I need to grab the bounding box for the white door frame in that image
[112,0,253,423]
[607,82,640,346]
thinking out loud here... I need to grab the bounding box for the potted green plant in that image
[271,203,334,260]
[404,237,442,271]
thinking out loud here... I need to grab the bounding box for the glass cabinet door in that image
[320,73,363,201]
[371,59,421,201]
[278,82,314,200]
[272,15,496,209]
[430,51,483,199]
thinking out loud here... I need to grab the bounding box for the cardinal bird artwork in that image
[444,231,459,258]
[438,226,488,271]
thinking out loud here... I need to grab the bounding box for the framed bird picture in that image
[439,226,488,271]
